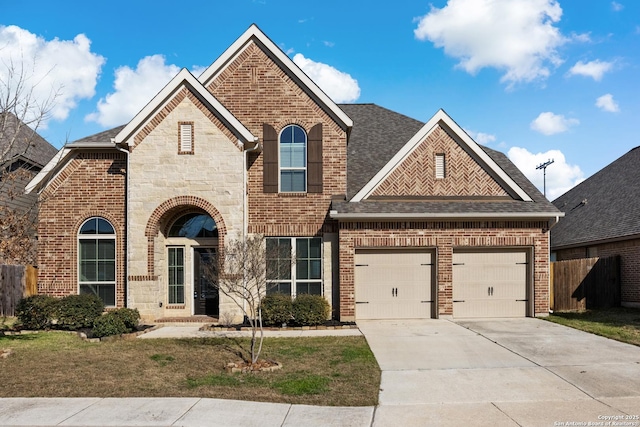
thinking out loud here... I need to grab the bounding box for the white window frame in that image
[179,122,194,154]
[278,125,307,193]
[266,237,322,297]
[167,246,186,305]
[77,217,117,307]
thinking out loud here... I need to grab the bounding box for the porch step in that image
[154,315,217,324]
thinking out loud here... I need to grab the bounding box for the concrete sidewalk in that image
[0,397,375,426]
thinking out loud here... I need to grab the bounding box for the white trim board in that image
[198,24,353,131]
[350,109,533,203]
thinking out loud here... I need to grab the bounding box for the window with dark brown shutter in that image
[307,123,323,193]
[263,124,278,193]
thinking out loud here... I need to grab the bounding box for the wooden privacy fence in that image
[0,265,38,317]
[551,256,620,311]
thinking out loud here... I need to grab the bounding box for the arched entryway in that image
[166,211,219,316]
[145,196,227,317]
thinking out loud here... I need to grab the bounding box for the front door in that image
[193,248,219,316]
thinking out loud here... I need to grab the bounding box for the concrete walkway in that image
[359,318,640,427]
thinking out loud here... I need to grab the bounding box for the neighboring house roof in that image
[333,104,561,220]
[24,126,125,195]
[199,24,353,131]
[551,146,640,249]
[0,112,57,168]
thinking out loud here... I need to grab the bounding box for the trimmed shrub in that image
[260,293,293,326]
[15,295,59,330]
[291,294,330,326]
[92,312,128,338]
[56,294,104,330]
[111,308,140,332]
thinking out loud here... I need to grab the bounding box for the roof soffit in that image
[350,109,534,203]
[198,24,353,130]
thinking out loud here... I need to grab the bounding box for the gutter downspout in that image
[243,139,261,317]
[114,140,131,308]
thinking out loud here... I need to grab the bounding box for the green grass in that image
[545,307,640,346]
[0,332,380,406]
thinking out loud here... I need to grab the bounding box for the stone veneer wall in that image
[555,238,640,306]
[338,221,550,321]
[37,151,127,306]
[126,92,245,321]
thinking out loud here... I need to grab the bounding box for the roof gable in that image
[551,146,640,248]
[114,68,256,148]
[351,109,533,202]
[1,112,57,168]
[198,24,352,131]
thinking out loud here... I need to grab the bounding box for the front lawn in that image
[545,307,640,346]
[0,332,380,406]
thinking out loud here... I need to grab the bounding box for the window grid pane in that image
[279,125,307,192]
[267,237,322,297]
[78,220,116,307]
[168,247,185,304]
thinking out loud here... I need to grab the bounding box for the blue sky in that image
[3,0,639,200]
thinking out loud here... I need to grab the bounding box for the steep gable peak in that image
[198,24,352,131]
[113,68,256,148]
[351,109,533,203]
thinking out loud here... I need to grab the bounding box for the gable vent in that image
[179,122,194,154]
[435,153,445,179]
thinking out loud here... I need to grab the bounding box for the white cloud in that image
[465,129,496,145]
[595,93,620,112]
[0,25,104,127]
[86,55,181,127]
[292,53,360,103]
[567,60,613,81]
[414,0,566,86]
[612,1,624,11]
[530,112,579,135]
[508,147,584,200]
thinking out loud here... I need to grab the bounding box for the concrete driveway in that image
[358,318,640,427]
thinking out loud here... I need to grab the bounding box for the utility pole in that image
[536,159,555,198]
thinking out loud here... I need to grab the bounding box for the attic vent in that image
[435,154,445,179]
[179,122,194,154]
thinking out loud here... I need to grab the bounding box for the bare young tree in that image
[0,56,59,265]
[204,234,290,366]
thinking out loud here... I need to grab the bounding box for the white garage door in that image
[453,250,528,318]
[355,249,434,320]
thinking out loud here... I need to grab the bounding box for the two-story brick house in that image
[27,25,562,322]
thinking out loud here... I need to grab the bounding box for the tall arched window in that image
[78,217,116,306]
[279,125,307,192]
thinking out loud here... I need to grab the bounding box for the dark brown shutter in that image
[307,123,323,193]
[263,123,278,193]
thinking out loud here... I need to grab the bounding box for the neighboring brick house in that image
[1,112,58,264]
[551,147,640,308]
[27,25,561,322]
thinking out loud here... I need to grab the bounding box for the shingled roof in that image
[0,112,57,168]
[551,146,640,248]
[335,104,560,218]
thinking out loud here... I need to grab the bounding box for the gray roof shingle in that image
[551,146,640,248]
[335,104,560,217]
[1,112,57,167]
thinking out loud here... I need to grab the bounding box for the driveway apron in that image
[358,318,640,427]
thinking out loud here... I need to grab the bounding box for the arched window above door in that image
[168,213,218,238]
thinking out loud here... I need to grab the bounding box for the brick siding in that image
[37,151,127,306]
[339,221,550,320]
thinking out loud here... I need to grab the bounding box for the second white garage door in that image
[355,249,434,319]
[452,249,529,318]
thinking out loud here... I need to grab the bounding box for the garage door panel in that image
[355,249,433,320]
[453,250,528,318]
